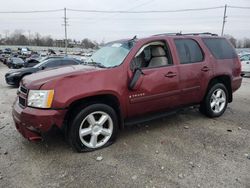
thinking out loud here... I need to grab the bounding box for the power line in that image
[0,9,63,14]
[228,6,250,9]
[67,6,224,13]
[0,5,249,14]
[85,0,156,25]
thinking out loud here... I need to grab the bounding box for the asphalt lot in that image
[0,63,249,188]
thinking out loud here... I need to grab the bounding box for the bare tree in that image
[225,35,237,47]
[0,29,99,48]
[243,38,250,48]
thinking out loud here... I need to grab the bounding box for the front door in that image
[127,41,180,118]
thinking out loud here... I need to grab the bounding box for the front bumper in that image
[5,74,19,86]
[12,99,67,141]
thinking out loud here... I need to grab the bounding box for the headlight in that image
[27,90,54,108]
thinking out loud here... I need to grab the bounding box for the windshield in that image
[86,41,134,68]
[13,58,24,64]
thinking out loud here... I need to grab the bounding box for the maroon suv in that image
[12,33,242,152]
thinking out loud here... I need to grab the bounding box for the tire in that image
[69,103,118,152]
[200,83,228,118]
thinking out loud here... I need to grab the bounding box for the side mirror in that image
[129,68,144,90]
[130,57,141,72]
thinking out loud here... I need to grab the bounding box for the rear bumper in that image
[12,99,67,141]
[232,76,242,92]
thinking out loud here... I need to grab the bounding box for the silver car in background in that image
[240,53,250,76]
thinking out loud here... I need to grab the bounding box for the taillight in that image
[234,56,241,76]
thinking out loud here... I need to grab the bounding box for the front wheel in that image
[69,104,118,152]
[200,83,228,118]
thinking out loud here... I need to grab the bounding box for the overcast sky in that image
[0,0,250,42]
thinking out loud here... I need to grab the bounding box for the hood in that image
[22,65,101,89]
[7,67,37,75]
[12,60,25,64]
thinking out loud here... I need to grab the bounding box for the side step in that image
[124,110,178,126]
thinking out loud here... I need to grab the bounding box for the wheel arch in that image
[205,75,232,103]
[63,94,124,133]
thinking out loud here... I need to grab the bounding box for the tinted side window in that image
[61,60,78,66]
[45,60,62,68]
[202,38,237,59]
[174,39,203,64]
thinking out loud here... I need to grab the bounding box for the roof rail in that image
[181,32,218,36]
[153,32,182,36]
[152,32,218,37]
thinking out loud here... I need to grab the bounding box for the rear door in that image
[173,38,212,104]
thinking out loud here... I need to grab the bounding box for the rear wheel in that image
[200,83,228,118]
[69,104,118,152]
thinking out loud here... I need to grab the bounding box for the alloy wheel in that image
[210,88,226,114]
[78,111,113,148]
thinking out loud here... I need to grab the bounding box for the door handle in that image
[165,72,177,78]
[201,66,210,72]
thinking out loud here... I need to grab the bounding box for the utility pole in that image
[63,8,68,55]
[221,4,227,36]
[28,30,31,45]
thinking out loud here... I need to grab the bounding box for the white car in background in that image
[240,53,250,76]
[21,47,32,55]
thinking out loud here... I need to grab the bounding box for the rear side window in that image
[174,39,203,64]
[61,60,78,65]
[45,59,62,68]
[202,38,237,59]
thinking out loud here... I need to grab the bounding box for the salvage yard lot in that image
[0,63,249,188]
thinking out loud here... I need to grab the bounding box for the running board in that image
[124,110,178,126]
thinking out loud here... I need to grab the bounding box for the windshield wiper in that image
[84,61,106,68]
[84,58,106,68]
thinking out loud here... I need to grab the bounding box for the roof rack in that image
[153,32,181,36]
[181,32,218,36]
[153,32,218,37]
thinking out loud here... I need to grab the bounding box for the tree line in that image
[0,30,249,49]
[0,30,99,49]
[224,35,250,48]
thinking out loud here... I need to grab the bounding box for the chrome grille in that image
[19,96,26,107]
[18,85,28,108]
[20,85,28,94]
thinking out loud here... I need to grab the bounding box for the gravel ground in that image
[0,63,249,188]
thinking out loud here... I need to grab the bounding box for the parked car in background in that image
[24,55,65,67]
[0,54,10,64]
[3,48,12,54]
[240,53,250,76]
[0,54,6,63]
[24,54,42,67]
[19,47,32,56]
[5,57,82,86]
[12,33,242,152]
[7,57,26,69]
